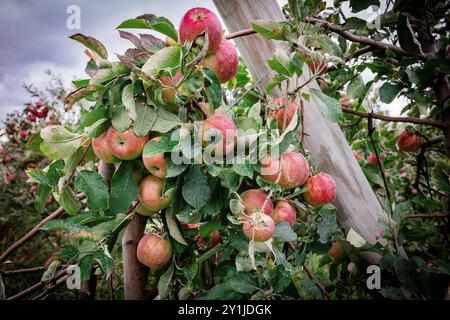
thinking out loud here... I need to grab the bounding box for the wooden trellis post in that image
[214,0,385,261]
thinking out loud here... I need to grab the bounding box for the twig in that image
[0,193,86,264]
[407,213,450,219]
[1,266,45,277]
[225,28,258,40]
[31,274,70,300]
[342,108,446,129]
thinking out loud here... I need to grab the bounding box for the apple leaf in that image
[70,33,108,59]
[273,222,297,242]
[109,161,140,215]
[310,88,343,123]
[157,262,174,299]
[203,68,222,110]
[251,20,284,40]
[379,82,403,104]
[111,104,132,132]
[142,46,181,77]
[40,125,84,160]
[133,103,156,137]
[122,84,137,121]
[117,14,178,42]
[182,165,211,210]
[165,209,188,246]
[59,186,81,215]
[74,170,109,212]
[149,107,183,133]
[143,133,179,158]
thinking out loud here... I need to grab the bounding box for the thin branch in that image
[407,213,450,219]
[1,266,45,277]
[342,108,446,129]
[225,28,257,40]
[0,193,86,264]
[31,274,70,300]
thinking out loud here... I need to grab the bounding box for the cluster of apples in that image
[26,101,49,122]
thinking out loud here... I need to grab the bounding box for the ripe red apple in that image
[179,7,223,52]
[200,37,238,83]
[160,70,182,107]
[270,98,301,130]
[329,241,345,263]
[411,187,418,195]
[42,107,49,116]
[397,129,421,152]
[181,222,201,229]
[367,152,381,165]
[309,59,328,74]
[304,172,337,207]
[36,101,44,108]
[6,173,16,183]
[197,230,221,249]
[92,131,119,164]
[28,114,36,122]
[4,155,13,162]
[239,189,273,216]
[36,110,45,118]
[242,212,275,242]
[138,175,174,212]
[271,200,296,226]
[198,109,237,155]
[261,151,310,189]
[28,105,38,115]
[137,233,172,270]
[106,127,148,160]
[143,137,168,179]
[352,150,362,161]
[20,130,28,139]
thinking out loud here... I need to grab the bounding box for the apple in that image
[271,200,296,226]
[0,146,5,154]
[197,230,221,249]
[106,127,148,160]
[303,172,336,207]
[36,101,44,108]
[179,7,223,52]
[4,155,13,162]
[137,233,172,270]
[92,131,119,164]
[411,187,418,195]
[352,150,362,161]
[28,105,38,115]
[28,114,36,122]
[200,37,238,83]
[20,130,28,139]
[198,109,237,155]
[339,92,351,107]
[138,175,174,212]
[242,212,275,242]
[142,137,168,179]
[367,152,381,165]
[36,110,45,118]
[6,173,16,183]
[42,107,49,116]
[136,203,157,217]
[329,241,345,263]
[270,98,300,130]
[396,129,421,152]
[240,189,273,215]
[261,151,310,189]
[160,70,182,108]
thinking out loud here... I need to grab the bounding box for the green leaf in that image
[72,79,90,88]
[59,186,81,215]
[150,107,183,133]
[110,161,140,215]
[379,82,403,104]
[157,263,174,299]
[40,126,83,160]
[165,209,188,246]
[233,160,254,178]
[251,20,284,40]
[344,17,368,30]
[143,134,179,157]
[122,84,137,121]
[380,286,407,300]
[273,222,297,242]
[199,220,221,238]
[79,255,94,280]
[117,14,178,42]
[74,171,109,212]
[182,165,211,210]
[228,272,259,294]
[94,248,115,278]
[111,104,132,132]
[142,46,181,77]
[268,50,296,77]
[397,15,423,55]
[27,169,50,186]
[310,88,343,123]
[35,184,51,213]
[317,205,340,243]
[166,156,188,178]
[349,0,380,13]
[133,103,156,137]
[203,68,222,110]
[70,33,108,59]
[347,75,365,99]
[26,131,44,153]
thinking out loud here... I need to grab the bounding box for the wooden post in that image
[214,0,384,260]
[122,213,148,300]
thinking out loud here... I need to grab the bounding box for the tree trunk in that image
[0,274,5,300]
[79,160,115,300]
[213,0,386,262]
[122,213,149,300]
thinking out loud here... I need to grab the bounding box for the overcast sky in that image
[0,0,402,126]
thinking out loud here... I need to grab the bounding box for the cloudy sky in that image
[0,0,401,126]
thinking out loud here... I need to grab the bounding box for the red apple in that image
[20,130,28,139]
[181,222,201,229]
[200,37,238,83]
[4,155,13,162]
[261,151,310,189]
[142,137,168,178]
[36,110,45,118]
[198,109,237,155]
[28,105,38,115]
[367,153,378,165]
[270,98,301,130]
[106,127,148,160]
[242,212,275,242]
[396,129,421,152]
[28,114,36,122]
[0,146,5,155]
[138,175,174,212]
[42,107,49,116]
[137,233,172,270]
[411,187,418,195]
[92,131,119,164]
[329,241,344,263]
[197,230,221,249]
[271,200,296,226]
[304,172,337,207]
[240,189,273,215]
[36,101,44,108]
[352,150,362,161]
[6,173,16,183]
[179,7,223,52]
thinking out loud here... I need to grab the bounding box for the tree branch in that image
[407,213,450,219]
[1,266,45,277]
[0,193,86,264]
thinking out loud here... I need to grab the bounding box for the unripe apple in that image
[179,7,223,53]
[136,203,158,217]
[270,98,300,130]
[261,151,310,189]
[92,131,119,164]
[198,110,237,155]
[396,129,421,152]
[329,241,345,263]
[271,200,296,226]
[143,137,168,179]
[160,70,182,107]
[137,233,172,270]
[240,189,273,215]
[242,212,275,242]
[352,150,362,161]
[106,127,148,160]
[304,172,336,207]
[200,37,238,83]
[138,175,174,212]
